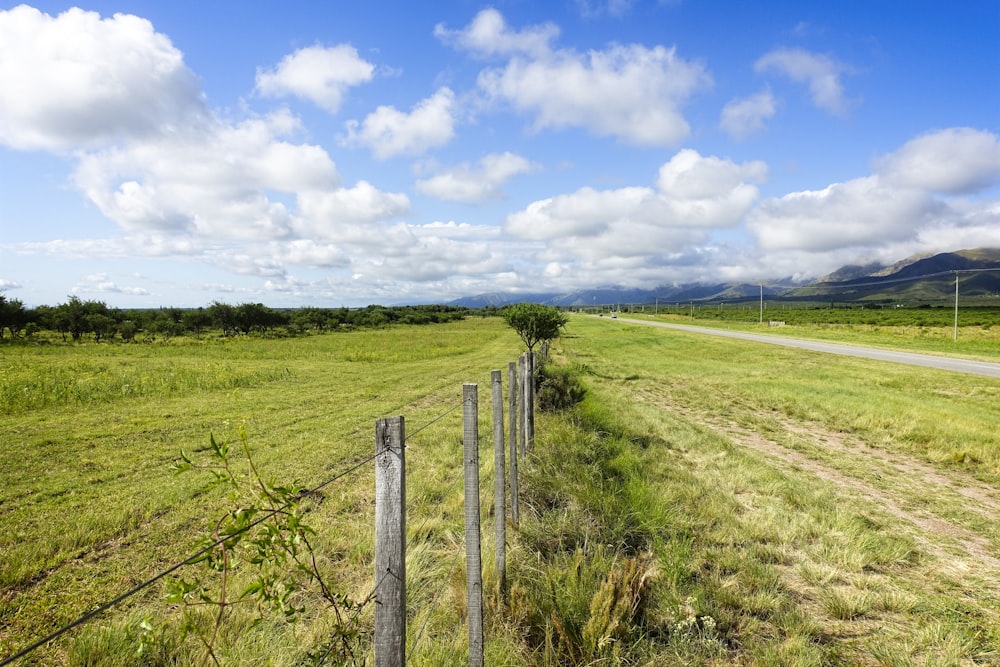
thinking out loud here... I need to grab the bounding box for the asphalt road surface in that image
[602,316,1000,379]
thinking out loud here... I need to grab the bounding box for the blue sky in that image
[1,1,998,308]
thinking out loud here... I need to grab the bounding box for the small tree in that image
[502,303,568,352]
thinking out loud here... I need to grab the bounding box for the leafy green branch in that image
[162,427,368,665]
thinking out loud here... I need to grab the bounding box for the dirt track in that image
[632,380,1000,643]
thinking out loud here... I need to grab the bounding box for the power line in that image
[790,267,1000,292]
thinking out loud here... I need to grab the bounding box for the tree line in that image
[0,294,487,343]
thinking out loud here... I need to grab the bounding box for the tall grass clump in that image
[505,387,728,665]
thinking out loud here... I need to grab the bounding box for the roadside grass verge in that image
[557,317,1000,664]
[575,317,1000,484]
[630,311,1000,361]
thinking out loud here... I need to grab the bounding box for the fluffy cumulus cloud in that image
[433,8,557,59]
[440,9,711,147]
[296,181,411,238]
[354,223,508,282]
[72,273,150,296]
[415,152,536,202]
[720,89,777,140]
[255,44,375,113]
[747,128,1000,269]
[72,111,345,240]
[873,127,1000,194]
[0,5,416,279]
[342,88,456,158]
[749,177,940,251]
[755,48,854,115]
[0,5,206,151]
[504,150,766,284]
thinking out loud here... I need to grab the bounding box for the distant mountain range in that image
[449,248,1000,308]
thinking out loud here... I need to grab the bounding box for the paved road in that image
[603,316,1000,379]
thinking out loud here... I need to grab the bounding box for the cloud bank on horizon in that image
[0,1,998,306]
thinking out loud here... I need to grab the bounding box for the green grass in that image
[555,316,1000,665]
[4,315,1000,665]
[0,319,521,664]
[622,309,1000,361]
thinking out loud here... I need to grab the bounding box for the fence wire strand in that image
[6,392,475,666]
[406,401,463,442]
[0,452,379,667]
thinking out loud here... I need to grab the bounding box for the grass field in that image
[2,315,999,665]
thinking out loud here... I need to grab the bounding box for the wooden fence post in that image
[374,416,405,667]
[463,384,484,667]
[507,361,519,525]
[518,354,527,460]
[525,351,535,453]
[491,370,506,598]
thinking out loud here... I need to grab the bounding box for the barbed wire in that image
[406,402,463,441]
[4,388,486,665]
[0,451,381,667]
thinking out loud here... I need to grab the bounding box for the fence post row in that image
[374,416,406,667]
[463,383,485,667]
[491,371,507,599]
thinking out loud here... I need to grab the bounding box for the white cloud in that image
[720,89,777,140]
[267,240,349,268]
[415,152,536,201]
[755,48,854,115]
[73,111,342,239]
[72,273,150,296]
[505,150,766,275]
[749,176,940,251]
[343,88,456,158]
[434,8,557,59]
[296,181,410,238]
[873,127,1000,194]
[0,5,205,151]
[72,108,414,250]
[255,44,375,113]
[657,149,768,207]
[747,128,1000,267]
[574,0,636,19]
[444,10,711,147]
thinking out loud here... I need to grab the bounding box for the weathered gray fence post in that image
[525,351,535,453]
[491,370,506,598]
[518,353,527,460]
[374,416,405,667]
[463,384,484,667]
[507,361,519,525]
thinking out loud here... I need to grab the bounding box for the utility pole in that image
[954,272,959,341]
[759,284,763,324]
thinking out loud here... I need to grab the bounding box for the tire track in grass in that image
[631,384,1000,603]
[685,401,1000,572]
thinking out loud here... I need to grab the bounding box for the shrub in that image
[537,364,586,412]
